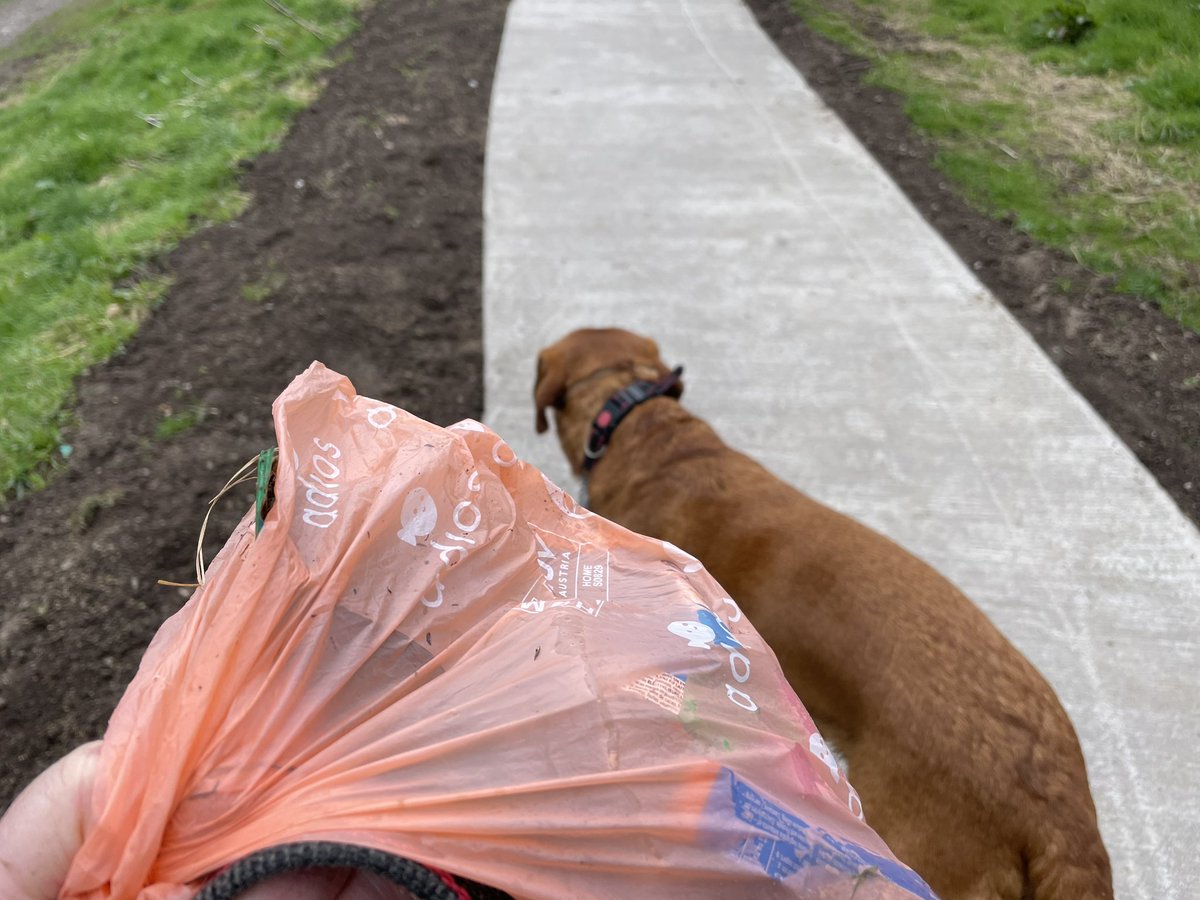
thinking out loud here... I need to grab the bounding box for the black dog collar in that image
[582,366,683,472]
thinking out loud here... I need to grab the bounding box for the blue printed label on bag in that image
[721,769,937,899]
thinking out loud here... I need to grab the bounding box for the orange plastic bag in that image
[62,363,935,900]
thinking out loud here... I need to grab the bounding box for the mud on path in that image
[3,0,1199,812]
[0,0,507,806]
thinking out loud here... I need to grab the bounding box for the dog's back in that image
[584,399,1112,900]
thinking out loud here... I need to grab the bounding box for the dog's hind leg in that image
[1021,819,1114,900]
[837,738,1026,900]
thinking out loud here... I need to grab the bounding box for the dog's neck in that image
[554,365,694,479]
[553,366,651,473]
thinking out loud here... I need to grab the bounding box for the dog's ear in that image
[534,347,568,434]
[638,336,684,400]
[645,339,684,400]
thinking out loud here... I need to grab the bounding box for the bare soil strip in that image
[0,0,507,807]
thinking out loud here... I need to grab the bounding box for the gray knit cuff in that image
[191,841,504,900]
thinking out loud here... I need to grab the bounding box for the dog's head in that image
[534,328,682,469]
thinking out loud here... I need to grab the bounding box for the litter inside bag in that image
[62,363,936,900]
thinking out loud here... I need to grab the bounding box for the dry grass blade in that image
[263,0,329,41]
[193,454,260,585]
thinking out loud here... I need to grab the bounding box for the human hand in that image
[0,745,412,900]
[0,741,101,900]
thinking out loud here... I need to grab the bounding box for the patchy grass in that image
[154,402,209,440]
[240,269,287,302]
[0,0,363,499]
[792,0,1200,329]
[70,487,124,531]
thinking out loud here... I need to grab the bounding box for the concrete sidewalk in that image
[483,1,1199,896]
[0,0,74,49]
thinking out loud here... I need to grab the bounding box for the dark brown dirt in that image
[0,0,508,808]
[745,0,1200,526]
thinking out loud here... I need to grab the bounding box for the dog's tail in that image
[1023,816,1113,900]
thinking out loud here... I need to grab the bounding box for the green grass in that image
[0,0,362,499]
[155,402,208,440]
[240,269,286,302]
[905,0,1200,141]
[794,0,1200,330]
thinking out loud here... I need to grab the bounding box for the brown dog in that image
[534,328,1112,900]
